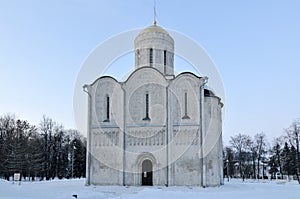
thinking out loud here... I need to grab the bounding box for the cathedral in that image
[84,22,223,187]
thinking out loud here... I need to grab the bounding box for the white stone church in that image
[84,23,223,187]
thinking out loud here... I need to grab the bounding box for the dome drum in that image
[134,25,174,75]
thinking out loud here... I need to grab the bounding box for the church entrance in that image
[141,159,153,186]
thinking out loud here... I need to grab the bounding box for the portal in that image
[141,159,153,186]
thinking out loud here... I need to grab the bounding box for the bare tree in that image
[285,119,300,184]
[224,146,234,179]
[254,132,267,179]
[0,114,86,181]
[0,114,16,180]
[39,115,56,180]
[269,137,284,179]
[230,133,251,179]
[246,138,257,179]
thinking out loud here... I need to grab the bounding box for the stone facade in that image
[84,24,223,187]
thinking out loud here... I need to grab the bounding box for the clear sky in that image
[1,0,300,145]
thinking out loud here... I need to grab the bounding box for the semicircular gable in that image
[123,67,167,125]
[123,66,167,92]
[169,72,201,124]
[176,71,201,79]
[90,75,120,87]
[90,76,123,126]
[170,72,202,90]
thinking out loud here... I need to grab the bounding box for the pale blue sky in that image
[1,0,300,144]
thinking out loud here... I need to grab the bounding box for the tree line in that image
[224,119,300,184]
[0,114,86,181]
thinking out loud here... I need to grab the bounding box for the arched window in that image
[143,92,150,121]
[136,49,140,65]
[149,48,153,65]
[103,95,110,122]
[182,92,190,119]
[164,50,167,74]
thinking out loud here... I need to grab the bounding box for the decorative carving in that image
[93,130,120,147]
[172,127,199,146]
[126,128,165,147]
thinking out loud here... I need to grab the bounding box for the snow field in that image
[0,178,299,199]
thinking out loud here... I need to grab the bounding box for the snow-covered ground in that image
[0,178,299,199]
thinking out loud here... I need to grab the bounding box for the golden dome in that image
[139,25,169,35]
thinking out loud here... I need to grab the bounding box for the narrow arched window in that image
[149,48,153,65]
[143,92,150,121]
[103,95,110,122]
[164,50,167,74]
[136,49,140,65]
[182,92,190,119]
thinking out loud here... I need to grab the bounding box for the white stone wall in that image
[169,127,201,186]
[168,73,202,186]
[124,67,168,125]
[90,77,124,128]
[169,73,201,124]
[86,70,223,186]
[86,26,223,187]
[124,127,167,186]
[123,67,168,185]
[203,96,224,186]
[88,77,124,185]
